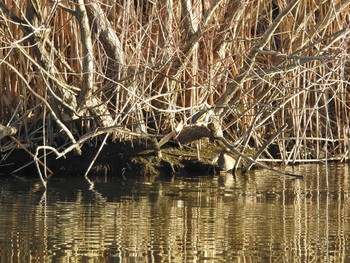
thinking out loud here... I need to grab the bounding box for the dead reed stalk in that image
[0,0,349,176]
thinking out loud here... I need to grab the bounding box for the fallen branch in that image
[10,135,53,176]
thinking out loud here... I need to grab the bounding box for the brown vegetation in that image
[0,0,349,181]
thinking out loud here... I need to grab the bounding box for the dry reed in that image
[0,0,349,173]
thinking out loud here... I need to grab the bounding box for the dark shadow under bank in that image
[0,139,227,178]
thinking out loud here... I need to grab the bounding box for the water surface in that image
[0,164,349,262]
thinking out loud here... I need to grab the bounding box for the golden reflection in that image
[0,164,349,262]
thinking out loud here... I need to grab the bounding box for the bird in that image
[217,149,236,172]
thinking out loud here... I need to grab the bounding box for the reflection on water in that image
[0,164,349,262]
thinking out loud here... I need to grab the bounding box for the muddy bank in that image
[1,139,241,178]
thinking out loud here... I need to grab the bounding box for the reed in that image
[0,0,349,171]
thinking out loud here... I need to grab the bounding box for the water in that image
[0,164,349,262]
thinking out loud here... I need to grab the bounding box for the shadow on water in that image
[0,163,349,262]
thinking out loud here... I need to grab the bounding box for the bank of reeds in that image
[0,0,349,174]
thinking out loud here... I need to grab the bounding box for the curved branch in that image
[3,60,81,155]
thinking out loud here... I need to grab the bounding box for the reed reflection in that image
[0,164,349,262]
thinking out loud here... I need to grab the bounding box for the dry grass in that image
[0,0,349,167]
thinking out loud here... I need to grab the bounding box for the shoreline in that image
[1,140,225,179]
